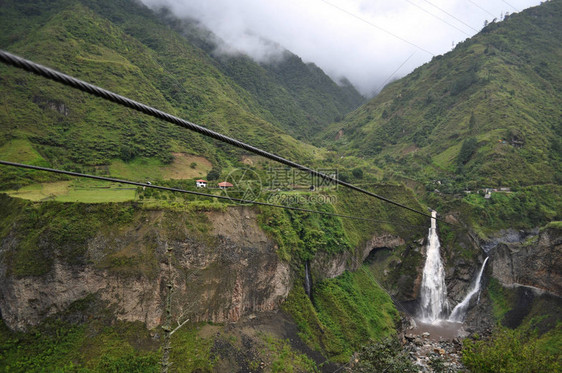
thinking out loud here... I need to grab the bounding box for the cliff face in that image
[0,206,290,331]
[489,226,562,297]
[311,233,405,281]
[0,198,416,332]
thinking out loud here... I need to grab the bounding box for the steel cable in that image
[0,160,433,227]
[0,49,449,224]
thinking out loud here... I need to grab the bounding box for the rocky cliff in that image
[489,226,561,297]
[0,196,419,332]
[0,204,291,331]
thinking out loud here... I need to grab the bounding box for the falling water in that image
[304,260,313,299]
[418,211,449,323]
[448,257,489,323]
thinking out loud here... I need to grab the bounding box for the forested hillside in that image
[0,0,362,189]
[0,0,560,371]
[320,0,561,189]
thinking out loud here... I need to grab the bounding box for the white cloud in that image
[140,0,543,96]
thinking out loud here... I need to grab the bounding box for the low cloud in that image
[140,0,542,96]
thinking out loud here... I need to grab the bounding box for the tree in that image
[457,137,479,168]
[469,112,477,132]
[206,169,220,181]
[352,167,364,179]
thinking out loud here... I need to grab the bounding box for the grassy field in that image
[108,153,212,181]
[3,151,214,203]
[5,180,137,203]
[0,139,48,165]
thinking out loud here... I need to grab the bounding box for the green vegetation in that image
[462,325,561,372]
[0,193,221,278]
[320,0,561,189]
[0,318,160,372]
[487,277,512,321]
[0,0,361,191]
[5,180,137,203]
[465,266,562,373]
[456,137,479,169]
[0,195,138,277]
[169,326,216,372]
[458,184,561,236]
[261,334,319,373]
[0,0,560,370]
[259,200,352,264]
[283,267,398,362]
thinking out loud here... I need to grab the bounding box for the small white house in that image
[196,179,207,188]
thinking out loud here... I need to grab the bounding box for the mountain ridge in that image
[0,0,362,189]
[319,0,561,189]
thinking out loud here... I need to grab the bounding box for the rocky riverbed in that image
[398,316,492,372]
[403,331,466,372]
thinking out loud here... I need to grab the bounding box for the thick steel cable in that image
[0,49,444,223]
[0,160,431,227]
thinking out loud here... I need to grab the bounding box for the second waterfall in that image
[418,210,450,323]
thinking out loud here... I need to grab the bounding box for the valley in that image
[0,0,560,372]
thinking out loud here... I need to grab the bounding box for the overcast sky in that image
[140,0,543,96]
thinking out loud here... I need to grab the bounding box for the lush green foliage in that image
[319,1,562,189]
[0,318,160,372]
[261,334,319,373]
[462,325,561,373]
[459,184,561,235]
[0,194,138,277]
[168,326,216,372]
[259,199,352,264]
[456,137,479,168]
[283,267,399,362]
[0,0,360,190]
[487,277,512,321]
[468,263,562,373]
[0,193,219,278]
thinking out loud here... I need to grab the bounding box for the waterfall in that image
[448,257,489,323]
[418,210,449,323]
[304,260,312,299]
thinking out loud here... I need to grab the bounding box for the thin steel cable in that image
[316,0,436,56]
[0,49,449,225]
[375,51,416,93]
[404,0,471,36]
[0,160,430,227]
[468,0,497,18]
[418,0,479,32]
[500,0,520,12]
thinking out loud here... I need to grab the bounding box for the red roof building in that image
[218,181,233,189]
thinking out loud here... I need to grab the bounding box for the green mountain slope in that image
[211,51,364,141]
[320,0,561,188]
[85,2,365,141]
[161,15,365,141]
[0,0,359,189]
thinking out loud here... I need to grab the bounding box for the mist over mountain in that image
[0,0,560,371]
[0,0,362,189]
[320,0,561,188]
[139,0,544,96]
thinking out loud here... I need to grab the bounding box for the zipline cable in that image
[404,0,471,36]
[0,49,450,225]
[0,160,431,228]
